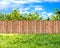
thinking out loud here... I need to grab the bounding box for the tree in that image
[10,9,23,20]
[46,17,50,20]
[55,8,60,20]
[0,12,5,20]
[52,8,60,20]
[5,14,12,20]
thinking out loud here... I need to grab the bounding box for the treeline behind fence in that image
[0,20,60,34]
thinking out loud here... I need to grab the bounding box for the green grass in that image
[0,34,60,48]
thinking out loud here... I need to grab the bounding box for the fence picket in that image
[0,20,60,34]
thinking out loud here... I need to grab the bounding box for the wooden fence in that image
[0,20,60,34]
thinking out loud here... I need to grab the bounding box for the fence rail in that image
[0,20,60,34]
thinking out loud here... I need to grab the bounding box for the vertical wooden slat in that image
[54,21,56,33]
[27,21,28,34]
[41,21,45,33]
[44,21,46,33]
[20,21,23,34]
[22,21,24,34]
[51,21,54,33]
[0,21,3,33]
[0,20,60,34]
[48,21,50,33]
[36,20,40,34]
[45,21,48,33]
[46,21,48,33]
[19,21,22,33]
[7,21,12,33]
[45,21,47,33]
[22,21,28,34]
[12,21,15,33]
[12,21,18,33]
[2,21,4,33]
[16,21,19,33]
[40,20,42,33]
[55,21,59,33]
[28,21,33,34]
[43,21,46,33]
[58,21,60,33]
[4,21,8,33]
[49,21,54,34]
[18,21,20,33]
[33,20,36,34]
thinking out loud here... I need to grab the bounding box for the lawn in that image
[0,34,60,48]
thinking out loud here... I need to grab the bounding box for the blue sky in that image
[0,0,60,17]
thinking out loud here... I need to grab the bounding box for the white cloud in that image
[20,11,30,14]
[19,7,30,14]
[12,0,60,3]
[47,13,53,16]
[35,7,44,11]
[43,0,60,2]
[26,0,42,2]
[0,0,23,10]
[42,12,47,15]
[19,7,29,11]
[34,6,42,8]
[0,1,6,4]
[41,12,47,18]
[0,0,59,15]
[0,0,59,10]
[0,0,42,10]
[0,1,10,10]
[14,1,27,4]
[41,11,53,18]
[10,0,42,4]
[34,5,44,11]
[24,8,30,10]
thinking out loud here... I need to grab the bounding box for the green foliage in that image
[52,15,56,20]
[0,10,43,20]
[8,10,23,20]
[52,8,60,20]
[45,17,50,20]
[0,34,60,48]
[0,12,4,20]
[0,8,60,20]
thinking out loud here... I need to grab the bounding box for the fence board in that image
[8,21,12,33]
[36,20,40,33]
[33,20,36,34]
[0,21,3,33]
[28,21,33,34]
[58,21,60,33]
[0,21,60,34]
